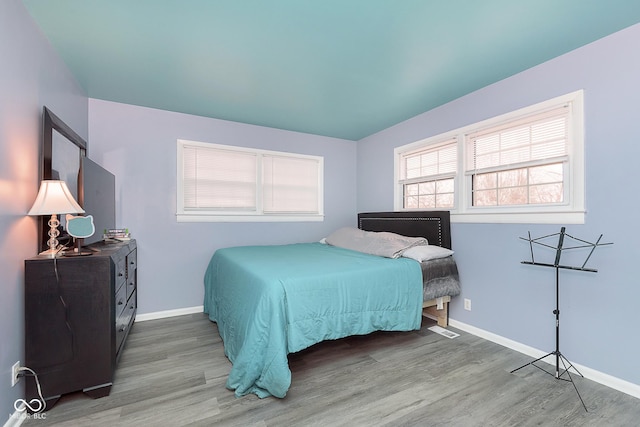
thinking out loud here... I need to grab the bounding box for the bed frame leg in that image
[422,301,449,327]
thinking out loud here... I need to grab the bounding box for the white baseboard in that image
[136,305,204,322]
[3,403,25,427]
[449,318,640,400]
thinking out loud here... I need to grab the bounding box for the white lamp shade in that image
[28,180,85,215]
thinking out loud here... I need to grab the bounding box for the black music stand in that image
[510,227,612,412]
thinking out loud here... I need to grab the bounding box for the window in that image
[398,138,457,209]
[395,90,585,224]
[177,140,324,222]
[466,106,569,208]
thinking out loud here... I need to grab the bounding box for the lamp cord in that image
[16,367,46,413]
[52,254,75,360]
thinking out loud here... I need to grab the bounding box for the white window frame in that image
[394,90,585,224]
[177,139,324,222]
[396,136,459,211]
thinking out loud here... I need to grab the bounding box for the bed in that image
[203,210,460,398]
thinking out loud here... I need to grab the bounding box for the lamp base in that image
[38,247,63,258]
[62,248,94,257]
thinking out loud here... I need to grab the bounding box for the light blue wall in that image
[357,23,640,387]
[87,100,357,315]
[0,0,88,422]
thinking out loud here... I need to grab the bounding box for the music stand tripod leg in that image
[557,353,588,412]
[510,352,555,375]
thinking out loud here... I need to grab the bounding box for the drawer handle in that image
[119,325,127,332]
[118,272,124,277]
[118,299,124,306]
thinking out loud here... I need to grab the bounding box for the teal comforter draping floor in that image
[203,242,423,398]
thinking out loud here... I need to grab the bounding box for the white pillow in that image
[402,245,453,262]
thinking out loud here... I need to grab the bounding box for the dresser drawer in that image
[115,255,127,290]
[125,249,137,300]
[115,289,136,355]
[126,273,136,301]
[115,280,128,319]
[127,249,137,273]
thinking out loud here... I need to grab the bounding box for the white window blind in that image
[263,155,320,213]
[401,139,457,181]
[182,145,257,211]
[177,140,324,222]
[466,106,569,174]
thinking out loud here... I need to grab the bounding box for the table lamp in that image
[28,180,85,257]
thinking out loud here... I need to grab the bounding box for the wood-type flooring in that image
[21,313,640,426]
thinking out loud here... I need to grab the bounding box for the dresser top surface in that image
[27,239,136,262]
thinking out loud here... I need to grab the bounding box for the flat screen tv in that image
[81,157,116,246]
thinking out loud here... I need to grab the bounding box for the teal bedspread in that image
[203,242,423,398]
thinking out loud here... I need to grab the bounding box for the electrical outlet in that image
[464,298,471,311]
[11,361,20,387]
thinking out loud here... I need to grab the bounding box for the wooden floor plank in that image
[22,313,640,426]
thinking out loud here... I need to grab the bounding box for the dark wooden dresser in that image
[24,239,137,409]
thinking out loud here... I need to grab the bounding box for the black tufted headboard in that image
[357,211,452,249]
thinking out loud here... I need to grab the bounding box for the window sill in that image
[176,213,325,223]
[451,210,585,224]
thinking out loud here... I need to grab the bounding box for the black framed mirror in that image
[39,107,87,251]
